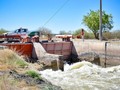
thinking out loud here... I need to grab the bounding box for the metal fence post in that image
[105,42,110,67]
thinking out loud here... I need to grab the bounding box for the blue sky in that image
[0,0,120,34]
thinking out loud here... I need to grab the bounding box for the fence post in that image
[105,42,110,67]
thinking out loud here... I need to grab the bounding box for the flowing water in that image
[40,61,120,90]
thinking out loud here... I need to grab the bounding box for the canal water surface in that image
[40,61,120,90]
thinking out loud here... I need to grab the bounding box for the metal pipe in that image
[105,42,110,67]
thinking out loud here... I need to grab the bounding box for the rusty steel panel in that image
[62,50,71,55]
[54,50,62,55]
[54,43,63,50]
[41,44,47,50]
[62,42,72,50]
[0,43,33,57]
[20,44,32,52]
[41,42,72,56]
[0,34,21,39]
[12,45,21,51]
[46,43,55,50]
[47,50,54,54]
[22,52,32,57]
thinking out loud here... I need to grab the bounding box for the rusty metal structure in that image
[0,34,72,60]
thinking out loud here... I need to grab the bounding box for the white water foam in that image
[40,61,120,90]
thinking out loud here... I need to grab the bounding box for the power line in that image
[43,0,70,27]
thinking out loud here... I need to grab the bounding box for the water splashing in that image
[40,61,120,90]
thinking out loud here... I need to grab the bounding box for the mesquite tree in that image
[83,10,113,39]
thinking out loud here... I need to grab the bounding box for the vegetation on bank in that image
[0,49,61,90]
[0,49,29,89]
[0,49,28,70]
[82,10,113,39]
[25,70,41,80]
[0,28,8,34]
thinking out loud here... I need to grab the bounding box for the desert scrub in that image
[0,74,20,90]
[15,59,28,68]
[0,49,28,70]
[25,70,41,80]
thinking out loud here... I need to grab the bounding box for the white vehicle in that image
[5,28,29,42]
[7,28,29,38]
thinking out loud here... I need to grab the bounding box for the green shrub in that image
[111,30,120,39]
[25,70,41,79]
[16,59,28,68]
[103,31,112,40]
[84,32,95,39]
[0,28,8,34]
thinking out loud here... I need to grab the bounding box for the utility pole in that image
[99,0,102,41]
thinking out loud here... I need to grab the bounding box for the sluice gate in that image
[0,42,73,60]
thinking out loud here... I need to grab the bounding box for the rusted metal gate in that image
[0,43,33,57]
[42,42,72,58]
[0,42,73,59]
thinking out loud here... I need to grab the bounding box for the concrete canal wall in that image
[1,40,120,67]
[71,39,120,66]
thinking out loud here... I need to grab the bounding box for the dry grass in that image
[0,49,28,71]
[0,75,39,90]
[0,49,41,90]
[0,74,20,90]
[0,48,58,90]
